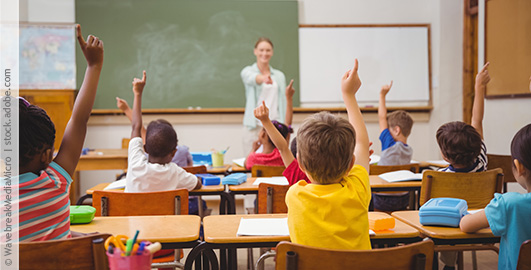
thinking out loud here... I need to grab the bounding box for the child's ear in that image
[169,148,177,158]
[514,159,527,177]
[39,148,53,165]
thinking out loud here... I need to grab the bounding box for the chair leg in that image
[457,251,464,270]
[255,250,277,270]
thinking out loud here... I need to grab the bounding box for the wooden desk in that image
[391,211,499,245]
[71,149,128,205]
[185,213,421,270]
[82,182,235,214]
[71,215,201,249]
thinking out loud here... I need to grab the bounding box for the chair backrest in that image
[252,165,286,177]
[275,239,434,270]
[257,183,290,214]
[419,168,503,209]
[92,189,189,216]
[369,163,420,175]
[19,233,111,270]
[487,154,517,192]
[517,239,531,270]
[121,138,131,149]
[182,165,207,174]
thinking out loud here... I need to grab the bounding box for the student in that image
[285,59,371,250]
[18,25,103,241]
[372,81,415,211]
[254,102,310,185]
[460,123,531,270]
[437,62,490,269]
[377,80,414,165]
[116,97,193,167]
[124,71,201,193]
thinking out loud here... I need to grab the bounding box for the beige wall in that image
[24,0,528,194]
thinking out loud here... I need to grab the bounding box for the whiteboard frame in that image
[298,24,432,108]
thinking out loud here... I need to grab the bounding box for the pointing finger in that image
[288,79,294,89]
[480,62,490,73]
[389,80,393,88]
[76,24,86,48]
[352,58,359,73]
[142,70,146,82]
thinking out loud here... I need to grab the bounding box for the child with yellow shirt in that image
[285,59,371,250]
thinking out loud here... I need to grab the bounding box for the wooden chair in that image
[517,239,531,270]
[369,163,420,175]
[182,165,207,174]
[419,168,503,209]
[121,138,131,149]
[255,183,290,270]
[370,163,420,211]
[487,153,517,193]
[252,165,286,177]
[19,233,111,270]
[275,239,434,270]
[92,189,189,269]
[419,168,503,270]
[92,189,189,216]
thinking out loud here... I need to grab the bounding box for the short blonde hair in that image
[297,111,356,184]
[387,110,413,137]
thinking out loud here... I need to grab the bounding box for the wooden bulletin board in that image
[486,0,531,98]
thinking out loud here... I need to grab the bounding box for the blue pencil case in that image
[191,152,212,166]
[196,173,221,186]
[419,198,468,227]
[222,173,247,185]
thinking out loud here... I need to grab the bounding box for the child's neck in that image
[261,142,276,154]
[148,156,171,165]
[394,134,408,145]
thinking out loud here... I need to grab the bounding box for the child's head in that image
[511,123,531,188]
[436,121,482,168]
[145,119,177,158]
[297,111,355,184]
[19,99,56,168]
[260,120,291,147]
[387,110,413,138]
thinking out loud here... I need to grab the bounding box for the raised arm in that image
[285,79,295,141]
[54,24,103,176]
[378,81,393,132]
[255,101,295,167]
[117,97,146,143]
[471,62,490,139]
[341,59,369,171]
[131,71,147,139]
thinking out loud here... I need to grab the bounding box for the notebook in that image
[378,170,423,182]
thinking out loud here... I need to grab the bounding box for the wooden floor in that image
[184,195,499,270]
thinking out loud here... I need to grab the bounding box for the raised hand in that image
[341,59,362,96]
[132,70,147,95]
[285,79,295,99]
[76,24,103,68]
[254,101,270,122]
[380,80,393,96]
[475,62,490,87]
[116,97,130,112]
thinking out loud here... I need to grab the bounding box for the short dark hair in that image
[436,121,481,168]
[511,123,531,172]
[388,110,414,137]
[297,112,355,184]
[290,137,297,158]
[19,99,56,166]
[145,119,177,158]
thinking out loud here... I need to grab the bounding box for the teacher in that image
[240,37,287,154]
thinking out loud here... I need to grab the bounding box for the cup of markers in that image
[105,231,161,270]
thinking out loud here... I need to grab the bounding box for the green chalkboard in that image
[75,0,299,109]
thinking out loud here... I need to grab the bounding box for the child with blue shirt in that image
[460,123,531,270]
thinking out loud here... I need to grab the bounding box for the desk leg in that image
[184,242,219,270]
[409,190,416,210]
[433,251,439,270]
[221,192,236,214]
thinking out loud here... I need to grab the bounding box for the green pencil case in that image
[70,205,96,224]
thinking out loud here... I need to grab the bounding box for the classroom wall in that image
[23,0,528,194]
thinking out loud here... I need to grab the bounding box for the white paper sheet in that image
[103,179,126,190]
[369,154,381,165]
[378,170,423,182]
[232,157,246,168]
[252,177,289,186]
[237,218,290,236]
